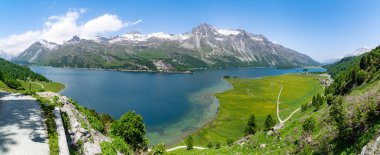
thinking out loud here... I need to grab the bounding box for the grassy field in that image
[169,103,329,154]
[19,81,65,93]
[187,73,324,146]
[0,80,65,93]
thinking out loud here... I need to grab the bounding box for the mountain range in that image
[14,24,320,72]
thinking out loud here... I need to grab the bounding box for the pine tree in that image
[244,114,257,135]
[265,114,276,131]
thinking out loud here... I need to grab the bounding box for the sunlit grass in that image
[0,80,65,93]
[191,74,324,146]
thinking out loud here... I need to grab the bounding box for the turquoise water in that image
[30,67,325,145]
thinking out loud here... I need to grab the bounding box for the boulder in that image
[260,144,266,148]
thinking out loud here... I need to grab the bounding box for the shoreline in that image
[28,65,325,75]
[29,65,194,74]
[29,66,326,147]
[165,78,233,147]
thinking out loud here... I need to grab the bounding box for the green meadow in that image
[189,73,324,146]
[0,80,65,93]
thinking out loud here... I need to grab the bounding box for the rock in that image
[83,137,88,143]
[267,130,274,136]
[79,128,88,134]
[85,133,91,139]
[260,144,266,148]
[235,134,252,145]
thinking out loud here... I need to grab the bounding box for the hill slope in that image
[14,24,319,71]
[0,58,49,89]
[171,46,380,154]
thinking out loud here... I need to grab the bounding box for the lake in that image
[30,66,326,145]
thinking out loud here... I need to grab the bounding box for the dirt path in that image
[274,86,301,129]
[0,92,49,155]
[276,86,283,123]
[282,108,300,123]
[33,82,45,89]
[166,146,206,152]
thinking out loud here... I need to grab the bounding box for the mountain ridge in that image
[14,24,320,71]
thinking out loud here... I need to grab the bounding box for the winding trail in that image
[276,86,283,123]
[32,82,45,89]
[166,146,206,152]
[274,86,301,130]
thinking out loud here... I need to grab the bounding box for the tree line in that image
[0,58,49,89]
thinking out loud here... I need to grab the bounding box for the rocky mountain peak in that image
[191,23,217,35]
[68,35,81,42]
[15,23,320,68]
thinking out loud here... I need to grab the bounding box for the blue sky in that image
[0,0,380,61]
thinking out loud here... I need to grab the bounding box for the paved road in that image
[0,92,49,155]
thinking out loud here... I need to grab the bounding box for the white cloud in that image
[81,14,125,38]
[0,9,142,56]
[125,19,143,27]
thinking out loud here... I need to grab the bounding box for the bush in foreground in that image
[244,114,258,135]
[185,135,193,150]
[100,141,117,155]
[111,111,148,152]
[302,117,316,133]
[264,114,276,131]
[150,143,166,155]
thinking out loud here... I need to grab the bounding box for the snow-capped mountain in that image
[15,24,319,71]
[345,47,372,57]
[322,47,373,65]
[16,40,58,63]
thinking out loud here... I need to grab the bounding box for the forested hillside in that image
[319,45,380,153]
[326,46,380,95]
[0,58,49,89]
[323,55,363,78]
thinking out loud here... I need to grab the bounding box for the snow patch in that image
[216,29,241,36]
[148,32,174,40]
[29,49,42,62]
[120,33,148,42]
[250,36,264,41]
[113,32,190,43]
[39,40,58,50]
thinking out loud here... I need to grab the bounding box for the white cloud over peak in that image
[0,9,142,56]
[82,14,126,38]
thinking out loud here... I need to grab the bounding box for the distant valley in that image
[14,24,319,72]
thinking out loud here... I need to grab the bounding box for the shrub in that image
[301,102,308,112]
[226,138,234,146]
[244,114,257,135]
[69,99,106,133]
[207,142,213,148]
[112,136,131,154]
[40,103,59,155]
[264,114,276,131]
[215,142,221,149]
[356,70,367,85]
[151,143,165,155]
[185,135,193,150]
[100,141,117,155]
[302,117,317,133]
[111,111,148,151]
[4,78,22,89]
